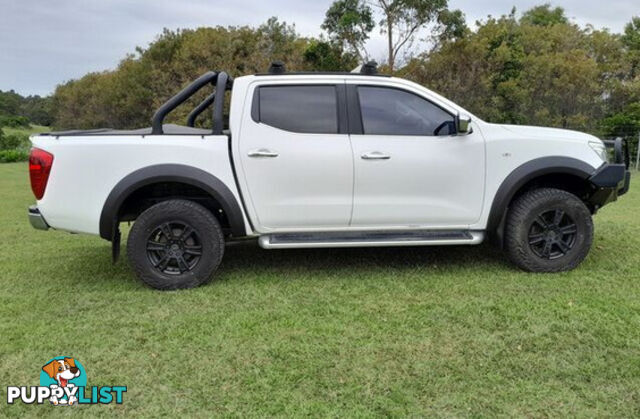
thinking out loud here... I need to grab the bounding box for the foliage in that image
[520,3,568,26]
[0,149,28,162]
[0,130,32,164]
[374,0,449,72]
[400,7,640,143]
[0,132,30,151]
[47,6,640,147]
[601,103,640,159]
[0,90,52,127]
[303,40,358,71]
[0,90,23,117]
[52,19,353,130]
[21,95,54,126]
[0,115,30,128]
[322,0,374,59]
[2,124,50,137]
[432,9,468,47]
[621,17,640,79]
[322,0,464,72]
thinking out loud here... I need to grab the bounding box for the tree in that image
[432,9,467,48]
[0,90,23,117]
[374,0,448,73]
[21,95,53,126]
[322,0,374,59]
[622,17,640,50]
[0,90,53,127]
[622,16,640,77]
[400,6,609,131]
[520,4,568,26]
[52,20,313,130]
[303,40,358,71]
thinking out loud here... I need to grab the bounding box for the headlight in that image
[589,140,608,162]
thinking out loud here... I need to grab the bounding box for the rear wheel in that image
[505,188,593,272]
[127,199,224,290]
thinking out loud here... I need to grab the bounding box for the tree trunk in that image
[387,18,394,73]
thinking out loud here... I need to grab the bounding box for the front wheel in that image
[505,188,593,272]
[127,200,225,290]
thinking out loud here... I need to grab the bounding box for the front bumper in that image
[28,205,50,230]
[588,163,630,207]
[587,136,631,209]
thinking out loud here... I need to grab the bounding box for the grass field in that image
[1,162,639,417]
[1,124,50,137]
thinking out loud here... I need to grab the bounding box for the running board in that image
[258,230,484,249]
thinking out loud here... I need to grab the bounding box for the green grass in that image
[1,162,639,417]
[2,124,50,136]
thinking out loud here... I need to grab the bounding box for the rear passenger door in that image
[237,82,353,232]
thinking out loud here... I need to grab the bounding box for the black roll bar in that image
[187,93,216,127]
[152,71,233,135]
[212,72,229,135]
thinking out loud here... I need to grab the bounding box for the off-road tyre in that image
[505,188,593,272]
[127,199,225,290]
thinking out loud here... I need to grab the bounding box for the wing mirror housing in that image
[456,113,472,134]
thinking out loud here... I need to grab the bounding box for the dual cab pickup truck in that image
[28,62,631,289]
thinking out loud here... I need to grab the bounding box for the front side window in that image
[257,85,338,134]
[358,86,455,136]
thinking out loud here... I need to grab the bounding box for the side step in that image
[258,230,484,249]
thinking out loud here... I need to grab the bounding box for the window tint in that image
[258,85,338,134]
[358,86,455,136]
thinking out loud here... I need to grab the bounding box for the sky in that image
[1,0,637,96]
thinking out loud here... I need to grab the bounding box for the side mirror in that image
[456,113,472,134]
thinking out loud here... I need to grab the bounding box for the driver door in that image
[348,83,485,228]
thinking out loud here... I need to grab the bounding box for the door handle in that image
[361,151,391,160]
[248,148,279,158]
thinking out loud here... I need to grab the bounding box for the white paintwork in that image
[30,135,251,235]
[31,73,607,248]
[468,122,603,230]
[345,78,485,228]
[235,80,353,231]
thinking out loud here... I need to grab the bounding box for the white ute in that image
[28,62,631,289]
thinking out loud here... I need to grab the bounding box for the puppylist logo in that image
[6,357,126,406]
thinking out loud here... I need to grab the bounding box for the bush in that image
[0,115,30,128]
[0,132,30,151]
[0,149,29,163]
[0,130,30,163]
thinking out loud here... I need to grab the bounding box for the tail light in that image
[29,148,54,200]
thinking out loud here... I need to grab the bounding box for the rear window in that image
[256,85,338,134]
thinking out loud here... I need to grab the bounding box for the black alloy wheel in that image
[527,209,577,260]
[146,222,203,275]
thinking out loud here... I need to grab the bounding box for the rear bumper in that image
[28,205,50,230]
[588,163,631,208]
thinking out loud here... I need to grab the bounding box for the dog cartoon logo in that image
[39,357,86,405]
[6,357,126,405]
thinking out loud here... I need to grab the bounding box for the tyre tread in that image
[505,188,593,272]
[126,199,224,290]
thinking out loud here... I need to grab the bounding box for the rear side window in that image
[256,85,338,134]
[358,86,455,136]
